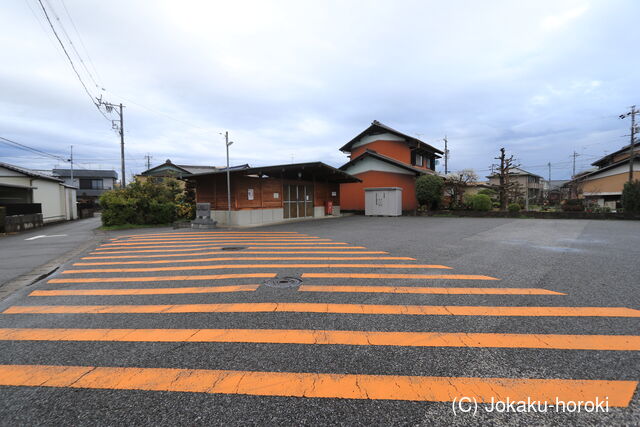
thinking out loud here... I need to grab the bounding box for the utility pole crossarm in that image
[96,97,126,187]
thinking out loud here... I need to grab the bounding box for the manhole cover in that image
[263,277,303,288]
[220,246,246,251]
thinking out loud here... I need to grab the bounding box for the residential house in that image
[574,142,640,210]
[0,162,77,222]
[338,120,443,212]
[188,162,359,226]
[487,167,544,206]
[53,169,117,204]
[546,180,570,204]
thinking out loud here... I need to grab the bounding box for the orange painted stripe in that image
[62,264,452,274]
[95,242,350,250]
[29,285,259,296]
[90,246,368,254]
[298,285,564,295]
[92,247,220,254]
[0,364,634,406]
[6,303,640,317]
[124,233,311,237]
[0,328,637,351]
[47,273,276,284]
[82,251,389,259]
[117,232,305,238]
[109,237,325,243]
[101,239,330,246]
[303,273,499,280]
[74,257,416,266]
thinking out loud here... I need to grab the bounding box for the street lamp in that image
[224,131,234,226]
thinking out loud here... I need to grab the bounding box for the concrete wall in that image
[5,213,44,232]
[212,206,340,227]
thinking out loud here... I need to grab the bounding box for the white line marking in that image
[24,234,68,241]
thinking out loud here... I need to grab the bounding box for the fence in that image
[0,203,42,216]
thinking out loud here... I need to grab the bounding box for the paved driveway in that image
[0,216,638,425]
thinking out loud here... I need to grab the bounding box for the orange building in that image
[338,121,443,212]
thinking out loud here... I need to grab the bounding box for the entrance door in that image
[283,184,313,218]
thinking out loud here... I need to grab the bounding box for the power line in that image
[44,0,101,90]
[59,0,104,88]
[36,0,109,121]
[0,135,67,162]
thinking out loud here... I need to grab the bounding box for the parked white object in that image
[364,187,402,216]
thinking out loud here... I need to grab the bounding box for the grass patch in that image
[99,223,172,231]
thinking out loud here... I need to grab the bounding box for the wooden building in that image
[189,162,360,226]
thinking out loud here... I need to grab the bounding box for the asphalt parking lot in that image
[0,216,638,425]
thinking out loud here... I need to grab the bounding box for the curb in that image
[0,228,108,302]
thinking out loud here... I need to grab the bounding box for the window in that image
[79,179,104,190]
[414,153,423,167]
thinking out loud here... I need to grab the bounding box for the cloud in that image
[541,4,590,32]
[0,0,639,180]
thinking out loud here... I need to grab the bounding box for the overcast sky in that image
[1,0,639,181]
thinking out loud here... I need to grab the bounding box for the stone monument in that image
[191,202,217,229]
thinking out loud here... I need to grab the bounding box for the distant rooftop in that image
[140,159,250,177]
[0,161,62,182]
[53,169,118,179]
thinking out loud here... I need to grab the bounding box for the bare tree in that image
[444,169,478,208]
[492,148,520,210]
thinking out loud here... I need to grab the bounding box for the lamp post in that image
[224,131,234,226]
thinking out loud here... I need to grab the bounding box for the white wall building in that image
[0,162,77,222]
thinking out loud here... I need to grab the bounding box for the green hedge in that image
[100,178,193,226]
[622,180,640,213]
[469,194,492,211]
[416,175,444,209]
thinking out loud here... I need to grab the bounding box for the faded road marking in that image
[0,364,635,406]
[29,285,259,296]
[61,264,452,274]
[5,303,640,317]
[298,285,564,295]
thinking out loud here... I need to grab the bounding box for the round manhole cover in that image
[220,246,246,251]
[263,277,303,288]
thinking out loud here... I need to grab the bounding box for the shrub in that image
[508,203,520,212]
[99,178,192,226]
[561,199,584,212]
[416,175,444,210]
[477,188,497,199]
[622,180,640,213]
[469,194,492,211]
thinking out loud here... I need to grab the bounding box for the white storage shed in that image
[364,187,403,216]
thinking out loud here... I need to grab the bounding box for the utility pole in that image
[144,154,152,171]
[571,151,580,178]
[118,103,125,187]
[96,97,126,187]
[620,105,638,183]
[547,162,551,202]
[443,136,449,175]
[224,131,234,226]
[69,145,74,185]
